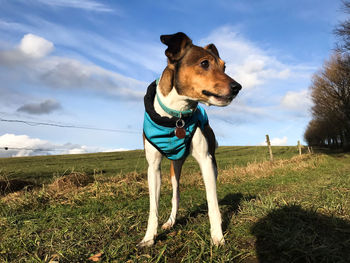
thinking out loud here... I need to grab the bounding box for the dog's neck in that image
[155,75,197,118]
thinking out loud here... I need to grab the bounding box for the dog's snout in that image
[230,81,242,95]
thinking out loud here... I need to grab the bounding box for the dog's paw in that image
[211,236,225,246]
[137,239,154,247]
[161,221,174,230]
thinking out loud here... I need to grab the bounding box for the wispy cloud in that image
[207,100,271,124]
[33,0,115,13]
[0,33,145,101]
[200,26,317,102]
[0,19,32,34]
[199,26,316,124]
[0,16,163,78]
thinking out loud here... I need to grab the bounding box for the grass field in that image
[0,147,349,262]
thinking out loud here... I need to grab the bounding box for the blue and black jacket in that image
[143,80,209,160]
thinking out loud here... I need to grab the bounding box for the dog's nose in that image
[230,81,242,95]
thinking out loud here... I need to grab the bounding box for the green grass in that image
[0,146,298,184]
[0,147,349,262]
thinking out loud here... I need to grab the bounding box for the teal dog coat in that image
[143,80,209,160]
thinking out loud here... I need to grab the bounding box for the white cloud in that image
[259,136,288,146]
[19,33,54,58]
[271,136,288,146]
[0,133,128,157]
[102,148,129,153]
[281,89,312,112]
[0,133,54,157]
[0,34,145,101]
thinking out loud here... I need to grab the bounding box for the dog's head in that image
[160,32,241,106]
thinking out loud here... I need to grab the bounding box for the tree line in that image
[304,1,350,150]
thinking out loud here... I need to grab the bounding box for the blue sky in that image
[0,0,342,157]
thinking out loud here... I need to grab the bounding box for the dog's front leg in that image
[191,129,224,246]
[138,141,163,247]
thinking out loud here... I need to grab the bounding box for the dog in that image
[139,32,241,247]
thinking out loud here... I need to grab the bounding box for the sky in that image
[0,0,343,157]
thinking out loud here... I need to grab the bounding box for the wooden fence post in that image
[297,140,302,155]
[266,134,274,161]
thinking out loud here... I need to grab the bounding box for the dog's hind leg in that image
[162,159,184,230]
[138,140,163,247]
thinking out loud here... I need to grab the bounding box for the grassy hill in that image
[0,147,349,262]
[0,146,298,184]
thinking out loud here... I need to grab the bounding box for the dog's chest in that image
[143,107,207,160]
[143,81,208,160]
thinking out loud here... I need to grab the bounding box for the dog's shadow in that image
[159,192,255,240]
[219,193,256,232]
[251,204,350,262]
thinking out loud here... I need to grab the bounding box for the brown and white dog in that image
[139,32,241,247]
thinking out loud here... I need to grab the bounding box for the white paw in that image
[137,239,155,247]
[211,236,225,246]
[161,221,174,230]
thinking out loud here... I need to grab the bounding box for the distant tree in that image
[304,120,325,146]
[305,53,350,149]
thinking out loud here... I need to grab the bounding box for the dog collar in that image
[155,79,196,118]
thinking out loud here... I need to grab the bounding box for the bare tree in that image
[305,53,350,149]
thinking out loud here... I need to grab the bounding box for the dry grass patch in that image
[219,154,324,183]
[49,172,94,192]
[130,154,326,189]
[1,172,94,206]
[43,172,95,201]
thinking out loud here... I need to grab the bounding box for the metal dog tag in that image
[175,119,186,139]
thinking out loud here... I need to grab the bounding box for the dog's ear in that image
[158,67,174,96]
[160,32,192,63]
[204,44,220,58]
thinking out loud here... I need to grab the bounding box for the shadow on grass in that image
[157,193,252,244]
[219,193,256,232]
[167,193,255,231]
[251,205,350,263]
[312,146,350,156]
[0,179,36,195]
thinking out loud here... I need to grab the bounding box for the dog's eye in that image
[200,60,209,69]
[223,65,226,72]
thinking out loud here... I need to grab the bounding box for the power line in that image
[0,117,140,134]
[0,146,128,153]
[1,147,60,152]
